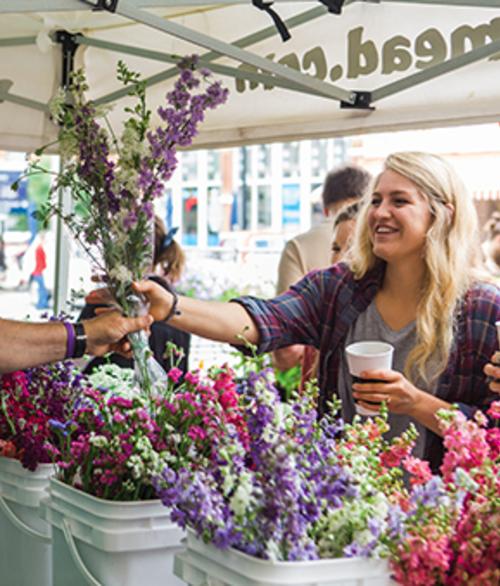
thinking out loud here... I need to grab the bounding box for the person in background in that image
[273,164,372,371]
[482,210,500,278]
[0,311,153,374]
[96,152,499,472]
[31,231,50,309]
[301,201,360,387]
[81,216,191,374]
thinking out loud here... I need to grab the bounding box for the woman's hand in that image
[352,369,424,415]
[85,280,174,323]
[483,355,500,394]
[353,368,452,435]
[132,280,174,321]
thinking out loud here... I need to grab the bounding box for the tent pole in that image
[78,36,328,99]
[52,32,79,314]
[0,81,48,113]
[372,37,500,102]
[4,0,500,12]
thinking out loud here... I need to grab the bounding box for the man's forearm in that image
[0,319,66,373]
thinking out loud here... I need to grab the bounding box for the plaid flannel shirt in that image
[233,263,500,470]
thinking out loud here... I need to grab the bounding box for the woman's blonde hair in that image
[349,152,484,383]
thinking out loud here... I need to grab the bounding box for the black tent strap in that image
[80,0,119,12]
[318,0,346,15]
[252,0,291,43]
[53,31,79,88]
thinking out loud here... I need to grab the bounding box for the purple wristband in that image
[63,322,75,360]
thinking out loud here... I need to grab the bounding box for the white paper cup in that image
[496,321,500,348]
[345,341,394,416]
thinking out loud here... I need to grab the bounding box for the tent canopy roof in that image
[1,0,500,151]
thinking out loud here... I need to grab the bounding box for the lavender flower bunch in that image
[21,56,228,394]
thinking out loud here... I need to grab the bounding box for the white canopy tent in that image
[1,0,500,308]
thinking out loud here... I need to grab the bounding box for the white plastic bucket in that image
[42,477,185,586]
[175,529,396,586]
[0,456,54,586]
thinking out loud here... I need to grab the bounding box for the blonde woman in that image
[89,152,500,471]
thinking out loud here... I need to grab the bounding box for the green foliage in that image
[274,365,302,403]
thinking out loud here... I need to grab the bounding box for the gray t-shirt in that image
[337,300,438,459]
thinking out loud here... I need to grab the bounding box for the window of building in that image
[181,152,198,182]
[257,185,272,228]
[282,142,300,179]
[182,187,198,246]
[256,145,271,179]
[207,151,221,182]
[311,140,328,179]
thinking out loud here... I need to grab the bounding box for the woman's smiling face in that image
[368,169,433,265]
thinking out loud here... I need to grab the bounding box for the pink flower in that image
[403,456,432,486]
[184,371,200,386]
[487,401,500,420]
[219,390,238,410]
[381,442,411,468]
[113,412,125,424]
[167,367,183,383]
[187,426,207,441]
[108,396,133,409]
[391,527,452,586]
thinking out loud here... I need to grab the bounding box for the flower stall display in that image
[152,353,499,586]
[156,361,403,584]
[19,57,228,394]
[0,363,88,586]
[43,361,249,586]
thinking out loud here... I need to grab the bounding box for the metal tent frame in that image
[1,0,500,311]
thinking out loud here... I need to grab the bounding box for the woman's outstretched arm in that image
[87,279,260,346]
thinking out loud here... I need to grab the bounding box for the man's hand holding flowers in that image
[84,310,153,357]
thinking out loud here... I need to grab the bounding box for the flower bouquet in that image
[0,362,87,470]
[20,56,228,395]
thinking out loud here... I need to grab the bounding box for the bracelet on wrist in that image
[164,289,180,322]
[72,322,87,358]
[148,275,181,322]
[63,321,75,360]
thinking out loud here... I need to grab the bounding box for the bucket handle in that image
[62,518,102,586]
[0,495,51,544]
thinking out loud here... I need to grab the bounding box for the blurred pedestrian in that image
[31,231,50,309]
